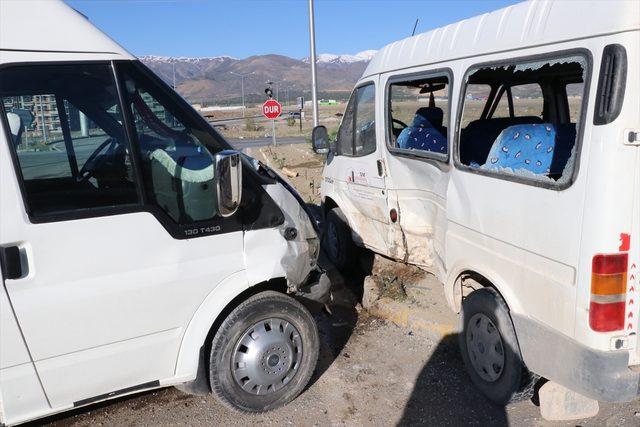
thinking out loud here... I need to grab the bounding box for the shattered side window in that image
[458,54,588,186]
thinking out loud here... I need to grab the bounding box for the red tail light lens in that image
[589,253,628,332]
[592,253,628,275]
[589,301,626,332]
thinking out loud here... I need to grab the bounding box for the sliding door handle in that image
[1,246,23,280]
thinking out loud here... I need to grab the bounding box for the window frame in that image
[384,68,453,163]
[336,81,377,158]
[453,48,593,191]
[0,60,245,239]
[0,60,145,223]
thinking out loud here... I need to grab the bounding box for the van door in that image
[330,80,392,255]
[0,62,244,408]
[0,269,50,425]
[381,71,453,276]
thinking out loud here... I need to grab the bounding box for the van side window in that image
[119,63,225,223]
[388,74,449,158]
[1,64,139,217]
[336,83,376,157]
[458,54,587,185]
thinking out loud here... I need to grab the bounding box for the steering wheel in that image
[77,138,117,183]
[391,118,409,138]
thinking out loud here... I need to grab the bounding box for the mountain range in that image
[140,50,376,105]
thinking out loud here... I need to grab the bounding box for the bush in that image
[244,118,263,132]
[286,117,296,127]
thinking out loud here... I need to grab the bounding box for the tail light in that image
[589,253,628,332]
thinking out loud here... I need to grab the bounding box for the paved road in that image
[229,136,306,149]
[15,135,307,179]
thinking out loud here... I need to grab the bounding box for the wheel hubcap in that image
[466,313,505,382]
[231,318,303,395]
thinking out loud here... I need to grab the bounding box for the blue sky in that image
[66,0,522,59]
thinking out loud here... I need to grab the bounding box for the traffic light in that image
[264,87,273,99]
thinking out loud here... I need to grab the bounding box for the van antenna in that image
[411,18,419,36]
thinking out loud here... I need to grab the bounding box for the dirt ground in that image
[245,143,326,204]
[39,282,640,427]
[35,143,640,426]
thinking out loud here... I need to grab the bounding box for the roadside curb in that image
[367,297,460,340]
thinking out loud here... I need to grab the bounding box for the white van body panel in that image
[363,0,639,79]
[0,0,133,59]
[0,1,323,424]
[321,0,639,403]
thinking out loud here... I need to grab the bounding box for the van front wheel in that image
[324,207,354,270]
[209,291,319,412]
[459,288,537,404]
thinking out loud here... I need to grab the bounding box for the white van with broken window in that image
[0,1,329,425]
[313,0,639,405]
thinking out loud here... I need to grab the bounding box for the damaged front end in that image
[242,156,331,304]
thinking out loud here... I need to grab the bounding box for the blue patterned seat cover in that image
[482,123,560,175]
[397,112,447,153]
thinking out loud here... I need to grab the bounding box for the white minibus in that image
[0,1,329,424]
[313,0,639,405]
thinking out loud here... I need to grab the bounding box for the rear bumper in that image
[513,314,640,403]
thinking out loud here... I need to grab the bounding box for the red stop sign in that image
[262,99,282,120]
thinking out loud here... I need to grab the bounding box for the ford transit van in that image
[0,1,329,424]
[313,0,639,405]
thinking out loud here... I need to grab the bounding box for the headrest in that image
[6,112,23,146]
[415,107,444,128]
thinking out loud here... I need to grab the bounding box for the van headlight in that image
[307,237,320,265]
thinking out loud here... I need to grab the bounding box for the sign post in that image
[262,99,282,146]
[296,96,304,133]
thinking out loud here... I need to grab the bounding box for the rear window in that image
[457,53,588,187]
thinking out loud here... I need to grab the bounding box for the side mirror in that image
[312,125,330,154]
[215,150,243,217]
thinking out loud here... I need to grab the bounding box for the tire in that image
[323,207,354,270]
[459,287,537,405]
[209,291,319,413]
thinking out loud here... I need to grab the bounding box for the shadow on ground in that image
[398,334,508,426]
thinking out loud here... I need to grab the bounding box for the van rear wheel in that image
[209,291,319,412]
[324,207,354,270]
[459,288,537,404]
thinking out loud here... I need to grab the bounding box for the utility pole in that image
[230,71,250,117]
[172,61,176,89]
[308,0,319,127]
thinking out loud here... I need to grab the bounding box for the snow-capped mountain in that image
[302,50,377,64]
[139,51,375,102]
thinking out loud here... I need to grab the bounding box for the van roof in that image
[0,0,133,59]
[364,0,640,78]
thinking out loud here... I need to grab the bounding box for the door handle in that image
[376,159,384,177]
[1,246,23,280]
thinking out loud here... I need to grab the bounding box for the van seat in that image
[461,116,544,165]
[482,123,574,177]
[397,109,447,153]
[149,145,216,221]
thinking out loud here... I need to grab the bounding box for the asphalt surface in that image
[15,135,306,179]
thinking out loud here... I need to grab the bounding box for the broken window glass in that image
[458,54,587,185]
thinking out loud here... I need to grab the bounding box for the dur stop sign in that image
[262,99,282,119]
